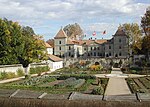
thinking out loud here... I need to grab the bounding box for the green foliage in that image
[0,71,16,80]
[141,6,150,36]
[91,86,104,95]
[30,66,50,75]
[0,18,47,67]
[17,69,24,77]
[58,74,96,80]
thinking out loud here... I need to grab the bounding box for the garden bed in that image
[126,77,150,93]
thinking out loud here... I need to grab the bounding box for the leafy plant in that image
[17,69,24,77]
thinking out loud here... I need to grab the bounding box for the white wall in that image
[47,60,63,71]
[47,48,53,54]
[0,64,24,74]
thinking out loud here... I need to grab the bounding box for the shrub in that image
[30,66,50,75]
[0,71,16,79]
[0,71,7,79]
[91,86,104,95]
[6,72,16,79]
[90,65,103,71]
[17,69,24,77]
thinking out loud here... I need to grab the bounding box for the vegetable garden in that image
[0,74,108,95]
[126,76,150,93]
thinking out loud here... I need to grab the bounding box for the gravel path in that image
[104,68,131,95]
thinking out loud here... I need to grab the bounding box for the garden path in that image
[104,68,131,95]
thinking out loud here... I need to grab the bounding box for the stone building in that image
[53,27,128,59]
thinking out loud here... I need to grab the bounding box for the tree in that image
[63,23,83,40]
[121,23,142,54]
[0,18,47,68]
[141,6,150,36]
[141,7,150,59]
[19,27,47,67]
[0,18,23,64]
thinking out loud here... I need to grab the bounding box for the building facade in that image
[53,27,129,59]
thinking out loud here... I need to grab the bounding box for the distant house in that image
[45,42,53,55]
[46,54,63,71]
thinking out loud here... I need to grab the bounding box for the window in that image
[69,46,71,50]
[91,47,92,50]
[97,47,100,50]
[59,41,61,44]
[109,52,111,56]
[94,47,96,50]
[94,52,96,56]
[109,46,111,49]
[59,46,61,50]
[84,48,86,51]
[119,39,121,43]
[119,52,122,56]
[119,46,122,49]
[69,52,71,56]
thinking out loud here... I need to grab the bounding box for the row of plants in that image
[30,66,50,75]
[0,69,24,80]
[126,78,149,93]
[12,75,56,86]
[58,74,96,80]
[55,77,85,88]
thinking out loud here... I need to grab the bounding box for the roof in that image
[78,39,107,46]
[54,28,67,39]
[95,39,107,44]
[114,28,127,36]
[45,42,52,48]
[66,39,74,45]
[48,54,63,62]
[46,39,54,48]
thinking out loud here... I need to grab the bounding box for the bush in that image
[90,65,103,71]
[91,86,104,95]
[0,71,7,79]
[17,69,24,77]
[0,71,16,79]
[30,66,50,75]
[130,67,142,71]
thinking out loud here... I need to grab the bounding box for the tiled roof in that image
[95,39,107,44]
[66,39,74,45]
[46,39,54,48]
[115,28,126,36]
[48,54,63,62]
[45,42,52,48]
[77,39,107,46]
[54,28,67,39]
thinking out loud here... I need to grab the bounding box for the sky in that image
[0,0,149,41]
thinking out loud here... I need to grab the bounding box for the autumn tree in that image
[19,26,47,67]
[141,6,150,36]
[0,18,24,64]
[0,18,47,68]
[121,23,142,54]
[63,23,84,40]
[141,7,150,58]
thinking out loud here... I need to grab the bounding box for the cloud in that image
[0,0,149,40]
